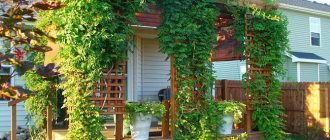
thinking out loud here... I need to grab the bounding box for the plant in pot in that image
[217,101,245,135]
[124,101,165,140]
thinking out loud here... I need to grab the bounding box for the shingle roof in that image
[290,51,326,60]
[279,0,330,12]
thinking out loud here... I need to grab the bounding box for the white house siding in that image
[0,102,28,137]
[139,39,170,101]
[0,38,28,137]
[133,36,143,101]
[0,75,27,137]
[213,60,245,80]
[281,9,330,82]
[319,64,330,82]
[300,62,319,82]
[285,57,298,82]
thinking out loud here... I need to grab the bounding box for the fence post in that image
[221,80,228,100]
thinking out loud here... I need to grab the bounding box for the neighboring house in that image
[213,0,330,82]
[0,38,28,137]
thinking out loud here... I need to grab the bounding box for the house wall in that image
[320,64,330,82]
[0,39,28,137]
[0,102,28,137]
[285,57,297,82]
[140,39,170,101]
[300,62,319,82]
[213,60,245,80]
[0,74,27,137]
[134,36,143,101]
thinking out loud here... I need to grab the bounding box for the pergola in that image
[133,0,277,138]
[0,1,278,140]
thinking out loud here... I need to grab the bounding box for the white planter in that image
[130,113,152,140]
[217,114,234,135]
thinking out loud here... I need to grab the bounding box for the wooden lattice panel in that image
[244,14,271,90]
[89,63,126,115]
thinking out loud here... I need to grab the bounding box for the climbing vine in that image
[24,70,58,139]
[158,0,220,139]
[45,0,152,139]
[227,0,289,139]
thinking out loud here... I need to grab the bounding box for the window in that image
[309,17,321,47]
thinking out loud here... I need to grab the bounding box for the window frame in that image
[309,17,321,47]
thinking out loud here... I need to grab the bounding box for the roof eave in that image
[280,3,330,17]
[291,55,327,64]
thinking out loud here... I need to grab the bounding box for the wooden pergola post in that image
[162,100,170,138]
[8,98,27,140]
[244,13,253,133]
[11,103,16,140]
[115,114,124,140]
[170,55,177,138]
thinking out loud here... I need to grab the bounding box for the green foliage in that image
[218,132,248,140]
[305,123,327,140]
[24,71,58,139]
[44,0,151,139]
[124,101,165,123]
[217,101,245,124]
[226,1,289,139]
[158,0,220,139]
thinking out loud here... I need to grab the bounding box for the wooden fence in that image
[215,80,330,135]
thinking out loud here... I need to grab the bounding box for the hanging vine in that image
[158,0,220,139]
[227,0,289,139]
[45,0,152,139]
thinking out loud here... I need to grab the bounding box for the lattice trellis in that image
[244,13,272,132]
[244,14,271,94]
[89,63,127,115]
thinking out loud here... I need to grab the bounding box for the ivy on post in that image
[44,0,153,139]
[226,0,289,139]
[158,0,220,139]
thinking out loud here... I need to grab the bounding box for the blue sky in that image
[309,0,330,4]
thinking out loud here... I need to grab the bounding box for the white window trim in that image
[317,64,320,82]
[127,40,134,102]
[297,62,301,82]
[309,17,321,47]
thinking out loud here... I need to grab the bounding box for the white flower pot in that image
[130,113,152,140]
[217,114,234,135]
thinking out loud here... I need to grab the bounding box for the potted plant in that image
[217,101,245,135]
[124,101,165,140]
